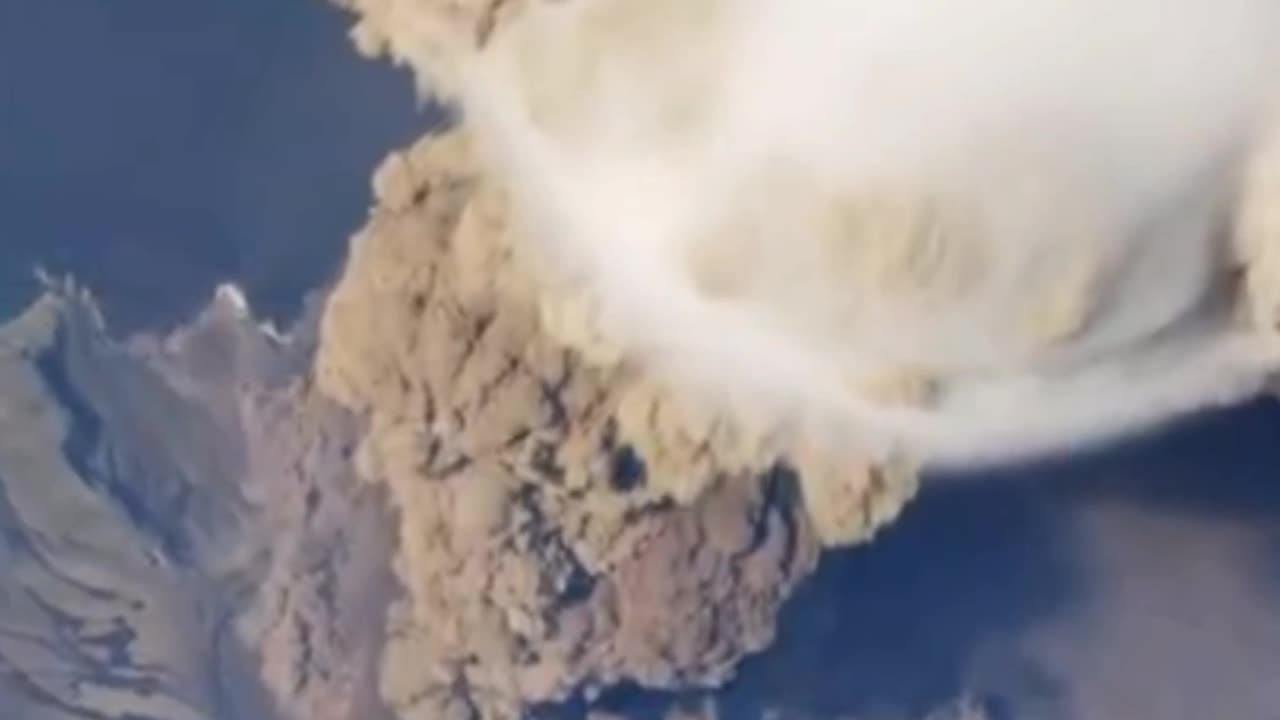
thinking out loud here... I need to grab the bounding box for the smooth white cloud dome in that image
[462,0,1280,465]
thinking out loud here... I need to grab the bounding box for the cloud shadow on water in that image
[713,397,1280,720]
[1049,397,1280,522]
[715,473,1082,719]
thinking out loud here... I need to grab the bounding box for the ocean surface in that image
[0,0,432,333]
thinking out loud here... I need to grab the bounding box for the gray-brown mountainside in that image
[0,285,395,720]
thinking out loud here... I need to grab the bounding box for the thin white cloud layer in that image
[460,0,1280,467]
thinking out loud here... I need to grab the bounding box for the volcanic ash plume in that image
[459,0,1280,467]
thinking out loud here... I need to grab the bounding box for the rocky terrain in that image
[0,281,389,720]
